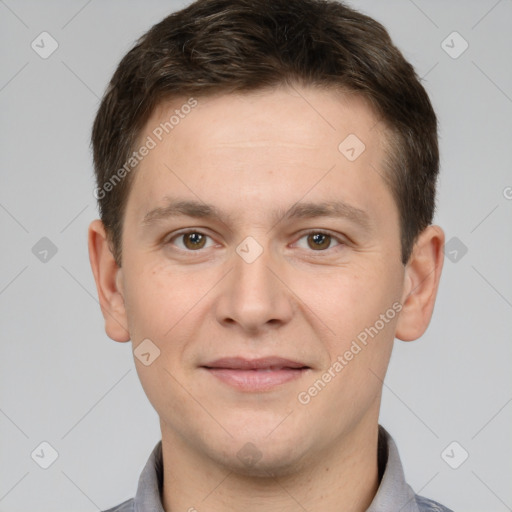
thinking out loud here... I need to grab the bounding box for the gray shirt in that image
[102,425,453,512]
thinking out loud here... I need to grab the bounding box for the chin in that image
[212,434,312,479]
[225,452,306,479]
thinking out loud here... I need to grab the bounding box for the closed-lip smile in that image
[201,356,311,391]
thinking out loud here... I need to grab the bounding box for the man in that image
[88,0,451,510]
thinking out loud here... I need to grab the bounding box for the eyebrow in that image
[141,197,373,231]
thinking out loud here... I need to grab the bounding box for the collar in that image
[134,424,420,512]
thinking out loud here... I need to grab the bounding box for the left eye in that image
[294,231,343,251]
[166,230,343,252]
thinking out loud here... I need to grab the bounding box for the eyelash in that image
[165,229,345,254]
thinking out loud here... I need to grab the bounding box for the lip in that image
[201,357,311,392]
[203,356,309,370]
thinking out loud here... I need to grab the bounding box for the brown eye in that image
[294,230,344,252]
[307,232,332,250]
[182,232,207,250]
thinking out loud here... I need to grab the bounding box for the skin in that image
[88,85,445,512]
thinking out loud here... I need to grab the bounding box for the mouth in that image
[201,357,311,392]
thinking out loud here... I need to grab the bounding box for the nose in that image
[214,241,294,333]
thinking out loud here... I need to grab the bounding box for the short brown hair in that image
[91,0,439,267]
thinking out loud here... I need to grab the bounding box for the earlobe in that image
[395,225,445,342]
[88,219,131,343]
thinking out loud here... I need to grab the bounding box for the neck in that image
[160,419,380,512]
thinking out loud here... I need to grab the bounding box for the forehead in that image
[125,86,395,230]
[147,87,381,151]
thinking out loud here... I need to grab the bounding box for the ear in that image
[395,225,445,342]
[88,219,130,342]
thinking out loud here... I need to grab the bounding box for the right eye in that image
[165,230,216,252]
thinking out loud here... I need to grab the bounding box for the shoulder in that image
[415,493,454,512]
[101,498,134,512]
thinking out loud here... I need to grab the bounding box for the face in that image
[96,86,417,475]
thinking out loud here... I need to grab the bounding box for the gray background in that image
[1,0,511,511]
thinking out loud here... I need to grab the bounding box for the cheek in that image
[301,261,400,407]
[122,261,195,340]
[297,276,397,423]
[309,262,399,339]
[124,265,200,423]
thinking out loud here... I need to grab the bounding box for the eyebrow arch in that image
[141,197,373,231]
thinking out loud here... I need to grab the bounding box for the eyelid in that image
[164,228,218,249]
[292,229,346,250]
[165,228,346,253]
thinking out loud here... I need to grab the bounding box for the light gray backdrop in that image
[1,1,511,511]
